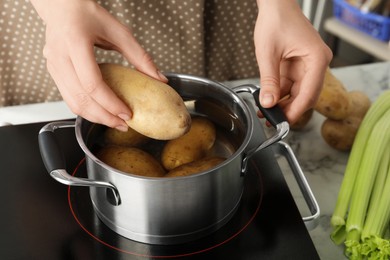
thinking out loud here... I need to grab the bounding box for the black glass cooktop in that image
[0,121,319,260]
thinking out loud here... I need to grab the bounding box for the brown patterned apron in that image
[0,0,258,106]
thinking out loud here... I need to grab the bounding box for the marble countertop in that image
[1,61,389,259]
[280,62,389,260]
[226,62,390,260]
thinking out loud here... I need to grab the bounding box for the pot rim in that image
[75,73,254,180]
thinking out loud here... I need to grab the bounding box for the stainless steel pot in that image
[38,73,290,245]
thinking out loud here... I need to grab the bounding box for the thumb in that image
[258,60,281,108]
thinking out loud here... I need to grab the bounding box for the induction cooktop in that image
[0,121,319,260]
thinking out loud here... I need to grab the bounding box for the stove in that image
[0,121,319,259]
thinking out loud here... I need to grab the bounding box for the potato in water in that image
[165,157,226,177]
[96,146,165,177]
[99,63,191,140]
[104,127,149,147]
[161,117,217,170]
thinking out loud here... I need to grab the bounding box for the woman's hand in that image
[254,0,332,124]
[30,0,167,131]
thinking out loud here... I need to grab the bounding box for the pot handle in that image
[273,141,320,230]
[38,121,121,206]
[233,84,290,174]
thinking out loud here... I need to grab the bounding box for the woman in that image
[1,0,332,131]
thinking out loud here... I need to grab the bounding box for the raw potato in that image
[161,117,217,170]
[104,127,149,147]
[321,117,362,151]
[348,90,371,118]
[96,146,166,177]
[99,63,191,140]
[315,69,351,120]
[291,109,314,131]
[320,91,371,151]
[165,157,225,177]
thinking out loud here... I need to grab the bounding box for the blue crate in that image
[333,0,390,42]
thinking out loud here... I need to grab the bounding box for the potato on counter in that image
[96,146,166,177]
[99,63,191,140]
[161,117,217,170]
[165,157,225,177]
[321,117,362,151]
[291,109,314,131]
[315,68,351,120]
[104,127,150,147]
[321,90,371,151]
[348,90,371,118]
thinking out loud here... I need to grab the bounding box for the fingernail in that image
[115,125,128,132]
[157,70,168,81]
[261,93,274,107]
[118,113,130,121]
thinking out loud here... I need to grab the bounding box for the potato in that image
[96,146,166,177]
[348,90,371,118]
[161,117,217,170]
[291,109,313,131]
[320,90,370,151]
[104,127,149,147]
[314,68,351,120]
[321,116,362,151]
[165,157,225,177]
[99,63,191,140]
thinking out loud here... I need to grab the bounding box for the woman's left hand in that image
[254,0,332,124]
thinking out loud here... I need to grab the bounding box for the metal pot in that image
[38,73,289,245]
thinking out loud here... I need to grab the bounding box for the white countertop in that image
[0,101,75,126]
[1,61,389,259]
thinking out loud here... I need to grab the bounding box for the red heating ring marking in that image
[68,157,263,258]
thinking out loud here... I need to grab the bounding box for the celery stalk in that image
[331,224,347,245]
[345,108,390,241]
[358,161,390,259]
[331,90,390,228]
[361,144,390,239]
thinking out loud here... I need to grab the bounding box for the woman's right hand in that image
[30,0,167,131]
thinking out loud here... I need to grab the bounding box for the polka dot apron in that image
[0,0,259,106]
